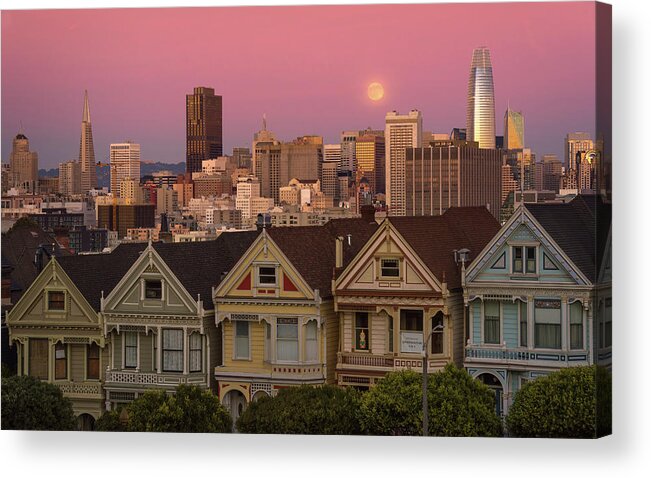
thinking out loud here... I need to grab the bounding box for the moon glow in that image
[367,82,384,101]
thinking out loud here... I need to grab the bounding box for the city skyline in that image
[2,3,596,169]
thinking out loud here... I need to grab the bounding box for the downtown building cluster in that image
[1,46,611,431]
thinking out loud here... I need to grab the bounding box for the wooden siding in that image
[70,344,85,381]
[446,293,465,366]
[322,301,338,384]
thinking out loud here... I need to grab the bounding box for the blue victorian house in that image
[462,195,611,416]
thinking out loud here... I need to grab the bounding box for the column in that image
[156,326,162,373]
[183,327,189,375]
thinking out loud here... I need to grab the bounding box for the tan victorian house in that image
[213,216,378,421]
[334,207,500,389]
[5,245,142,429]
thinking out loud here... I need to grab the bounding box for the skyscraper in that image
[186,87,223,174]
[79,90,97,192]
[355,133,385,195]
[385,110,422,216]
[565,132,593,171]
[110,141,141,196]
[9,132,38,192]
[504,107,525,149]
[466,47,496,149]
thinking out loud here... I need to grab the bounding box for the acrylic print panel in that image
[1,1,611,438]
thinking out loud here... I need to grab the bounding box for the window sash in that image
[526,247,536,273]
[400,310,423,331]
[305,321,317,361]
[570,302,583,349]
[355,312,369,351]
[380,259,400,277]
[124,332,138,368]
[512,247,523,273]
[519,301,528,347]
[48,291,65,310]
[29,338,49,380]
[234,321,250,359]
[277,319,298,361]
[87,343,100,380]
[535,323,561,349]
[189,333,202,372]
[55,343,67,380]
[145,280,162,299]
[258,266,276,285]
[163,329,183,372]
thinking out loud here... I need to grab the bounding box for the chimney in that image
[360,204,375,223]
[335,236,344,268]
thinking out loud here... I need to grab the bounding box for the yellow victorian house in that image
[334,207,500,389]
[213,216,378,421]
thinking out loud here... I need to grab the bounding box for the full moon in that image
[367,82,384,101]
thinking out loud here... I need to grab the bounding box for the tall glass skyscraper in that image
[79,90,97,191]
[466,47,496,149]
[186,86,223,174]
[504,107,525,149]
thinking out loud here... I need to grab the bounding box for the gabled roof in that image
[525,195,610,283]
[56,231,261,311]
[387,207,501,289]
[266,218,379,298]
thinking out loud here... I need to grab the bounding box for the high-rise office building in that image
[324,144,342,172]
[565,132,593,171]
[110,141,141,196]
[9,133,38,192]
[186,86,223,174]
[355,133,385,195]
[58,160,81,196]
[321,160,339,201]
[504,107,524,149]
[254,140,282,204]
[542,154,563,192]
[466,47,496,149]
[97,204,155,239]
[232,147,252,169]
[79,90,97,192]
[252,115,277,174]
[405,140,502,220]
[385,110,422,216]
[340,131,358,172]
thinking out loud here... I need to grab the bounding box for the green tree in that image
[125,385,231,433]
[359,365,502,437]
[506,365,612,438]
[94,409,125,432]
[236,385,363,434]
[1,375,77,430]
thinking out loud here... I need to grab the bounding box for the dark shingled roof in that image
[267,218,379,298]
[388,207,501,289]
[525,195,611,283]
[1,220,72,305]
[56,231,260,311]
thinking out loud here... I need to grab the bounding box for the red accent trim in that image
[236,272,252,290]
[283,273,299,292]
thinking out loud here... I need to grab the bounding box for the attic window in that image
[48,291,65,310]
[380,258,400,278]
[145,280,162,299]
[258,266,277,286]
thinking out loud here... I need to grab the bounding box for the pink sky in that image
[1,2,596,169]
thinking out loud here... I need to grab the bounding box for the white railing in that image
[105,370,159,385]
[465,345,589,364]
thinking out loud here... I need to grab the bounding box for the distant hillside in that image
[38,162,186,189]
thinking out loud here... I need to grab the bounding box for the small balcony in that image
[338,352,395,370]
[465,345,590,367]
[104,369,207,388]
[56,381,103,398]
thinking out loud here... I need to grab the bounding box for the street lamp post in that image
[422,323,444,437]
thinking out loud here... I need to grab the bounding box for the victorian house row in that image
[6,199,609,428]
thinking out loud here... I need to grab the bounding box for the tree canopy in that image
[506,365,612,438]
[123,385,231,433]
[236,385,363,434]
[359,365,503,437]
[1,375,77,431]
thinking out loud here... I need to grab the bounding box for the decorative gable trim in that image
[465,208,591,286]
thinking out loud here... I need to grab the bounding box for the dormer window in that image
[380,258,400,278]
[145,280,162,299]
[512,246,536,274]
[258,266,277,286]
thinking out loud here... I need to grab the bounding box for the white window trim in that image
[275,317,301,364]
[567,299,586,351]
[303,319,319,363]
[255,263,278,288]
[353,312,371,353]
[508,243,540,276]
[481,300,502,347]
[122,331,139,370]
[379,257,401,280]
[45,289,67,313]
